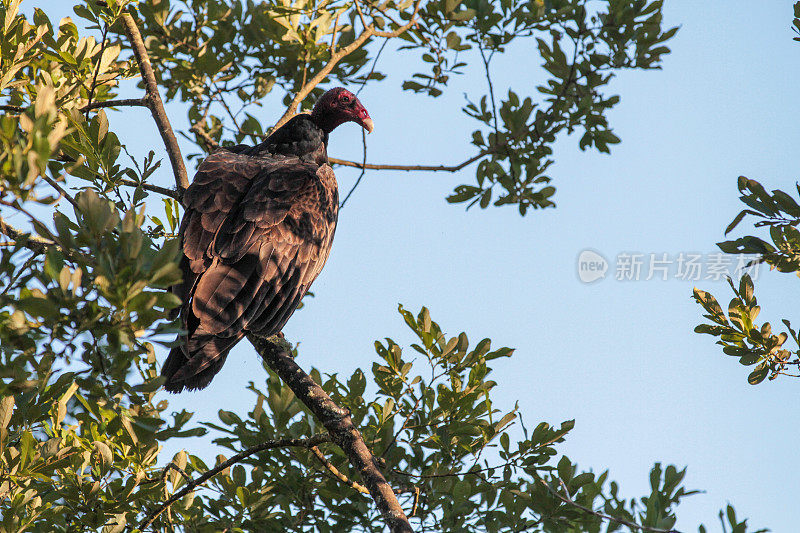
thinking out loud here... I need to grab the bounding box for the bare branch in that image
[329,150,488,172]
[410,486,420,517]
[339,129,368,208]
[310,445,370,494]
[274,0,423,130]
[330,11,341,54]
[248,334,414,533]
[139,433,331,531]
[41,175,80,211]
[117,178,181,201]
[354,0,370,31]
[120,11,188,193]
[0,216,54,254]
[81,98,147,112]
[371,0,422,39]
[2,98,147,118]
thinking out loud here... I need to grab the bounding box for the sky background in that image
[20,0,800,530]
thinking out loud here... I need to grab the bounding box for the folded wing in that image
[163,150,338,392]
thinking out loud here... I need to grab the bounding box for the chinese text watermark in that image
[576,250,761,283]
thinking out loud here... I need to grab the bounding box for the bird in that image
[162,87,373,393]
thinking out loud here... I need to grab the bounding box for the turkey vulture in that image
[162,87,373,393]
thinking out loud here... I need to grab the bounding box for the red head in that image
[310,87,373,135]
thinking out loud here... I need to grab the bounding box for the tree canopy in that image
[0,0,777,531]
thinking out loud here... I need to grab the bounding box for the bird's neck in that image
[251,114,328,165]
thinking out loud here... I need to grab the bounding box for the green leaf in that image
[747,365,768,385]
[93,441,113,471]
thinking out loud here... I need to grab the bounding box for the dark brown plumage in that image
[163,88,373,393]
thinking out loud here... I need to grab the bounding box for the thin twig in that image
[391,453,540,481]
[189,123,220,151]
[1,98,147,116]
[340,129,368,208]
[478,41,499,135]
[330,11,341,54]
[117,178,181,201]
[41,175,80,211]
[310,445,370,494]
[339,37,395,208]
[541,479,682,533]
[138,434,331,530]
[120,10,188,192]
[274,0,423,130]
[160,462,193,483]
[354,0,370,31]
[49,152,178,200]
[85,22,110,119]
[82,98,147,112]
[381,394,421,459]
[329,150,488,172]
[410,486,420,517]
[0,253,37,297]
[214,82,244,136]
[0,200,56,241]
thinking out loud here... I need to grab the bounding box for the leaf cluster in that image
[694,178,800,384]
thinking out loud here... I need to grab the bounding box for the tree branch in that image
[117,178,181,201]
[138,433,331,530]
[247,334,414,533]
[50,151,180,200]
[329,150,488,172]
[273,0,422,130]
[310,445,370,494]
[0,216,54,254]
[82,97,147,112]
[41,175,80,211]
[330,11,341,54]
[189,122,220,151]
[1,99,147,117]
[120,11,188,194]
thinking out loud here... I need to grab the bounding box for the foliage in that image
[0,0,763,531]
[0,303,765,532]
[693,178,800,384]
[694,4,800,383]
[131,0,676,214]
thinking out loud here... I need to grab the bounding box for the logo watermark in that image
[577,249,609,283]
[576,250,761,283]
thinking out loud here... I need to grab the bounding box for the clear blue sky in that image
[28,1,800,530]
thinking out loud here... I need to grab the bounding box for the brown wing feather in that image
[163,154,338,393]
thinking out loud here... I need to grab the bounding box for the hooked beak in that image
[360,116,374,134]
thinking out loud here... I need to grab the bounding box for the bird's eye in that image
[341,95,351,103]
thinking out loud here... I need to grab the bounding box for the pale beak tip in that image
[362,117,374,134]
